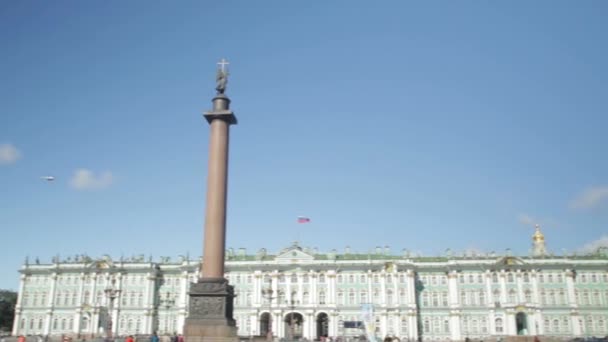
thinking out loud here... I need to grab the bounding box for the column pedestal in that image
[184,278,238,342]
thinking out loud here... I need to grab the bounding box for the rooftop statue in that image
[215,58,229,95]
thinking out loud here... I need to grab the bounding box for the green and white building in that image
[12,226,608,340]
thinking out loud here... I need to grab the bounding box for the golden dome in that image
[532,224,545,242]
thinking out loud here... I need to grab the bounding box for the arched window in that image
[136,319,142,333]
[583,290,590,306]
[337,291,344,305]
[303,292,309,304]
[361,274,367,283]
[431,292,438,307]
[360,291,367,304]
[422,292,429,307]
[539,274,544,283]
[400,318,408,335]
[557,274,563,283]
[41,293,46,306]
[471,319,479,334]
[64,291,70,306]
[319,274,325,283]
[523,273,530,283]
[53,318,58,330]
[481,318,488,333]
[507,273,514,283]
[548,274,554,283]
[373,289,380,304]
[61,319,66,330]
[477,274,483,284]
[32,293,38,306]
[291,274,298,283]
[349,275,354,283]
[246,292,252,305]
[541,290,547,305]
[349,290,356,305]
[423,319,430,333]
[387,290,393,305]
[442,292,449,306]
[373,275,379,283]
[69,318,73,330]
[319,291,326,304]
[493,289,501,303]
[400,289,407,304]
[20,319,25,329]
[552,319,559,333]
[544,319,550,332]
[495,318,503,333]
[38,319,43,330]
[525,290,532,303]
[460,291,466,306]
[492,273,498,283]
[72,292,78,305]
[137,293,143,306]
[479,290,485,305]
[444,319,450,333]
[56,292,62,306]
[593,290,600,305]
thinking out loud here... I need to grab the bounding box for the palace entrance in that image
[260,312,272,338]
[284,312,304,339]
[516,312,528,335]
[316,313,329,340]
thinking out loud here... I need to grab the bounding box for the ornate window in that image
[360,291,367,304]
[508,289,516,303]
[349,290,356,305]
[479,290,485,306]
[303,292,309,304]
[387,290,393,306]
[460,291,467,306]
[525,290,532,303]
[507,273,514,283]
[442,292,448,306]
[523,273,530,283]
[444,319,450,333]
[423,319,430,333]
[422,292,429,307]
[400,318,408,335]
[319,291,326,304]
[319,274,325,283]
[492,273,498,283]
[493,289,501,303]
[495,318,503,333]
[400,289,407,304]
[337,290,344,305]
[432,292,438,307]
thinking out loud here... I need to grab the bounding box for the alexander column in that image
[184,59,238,342]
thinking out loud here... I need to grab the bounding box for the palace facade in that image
[12,227,608,340]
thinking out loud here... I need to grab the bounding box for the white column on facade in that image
[12,274,27,335]
[144,272,156,334]
[286,274,292,304]
[571,313,582,336]
[271,273,278,306]
[395,273,401,306]
[112,273,123,336]
[448,272,459,307]
[311,272,317,305]
[531,271,540,305]
[298,274,304,304]
[516,270,524,304]
[328,273,336,305]
[408,312,418,341]
[73,273,85,335]
[380,274,387,306]
[407,271,416,306]
[499,271,507,304]
[450,312,462,341]
[368,270,373,304]
[506,312,516,335]
[254,272,262,305]
[379,311,387,337]
[485,271,493,308]
[44,273,58,335]
[488,310,495,335]
[565,270,577,306]
[91,273,98,306]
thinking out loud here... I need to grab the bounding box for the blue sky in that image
[1,1,608,290]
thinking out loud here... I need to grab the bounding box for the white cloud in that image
[0,143,21,164]
[579,235,608,254]
[69,169,113,190]
[570,186,608,210]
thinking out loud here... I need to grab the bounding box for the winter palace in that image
[12,226,608,340]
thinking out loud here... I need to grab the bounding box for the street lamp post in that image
[285,296,300,340]
[160,293,176,334]
[261,288,275,341]
[104,278,121,341]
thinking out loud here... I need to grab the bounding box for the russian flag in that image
[297,216,311,223]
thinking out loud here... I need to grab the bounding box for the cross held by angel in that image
[216,58,229,94]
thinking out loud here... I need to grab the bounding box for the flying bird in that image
[40,176,55,181]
